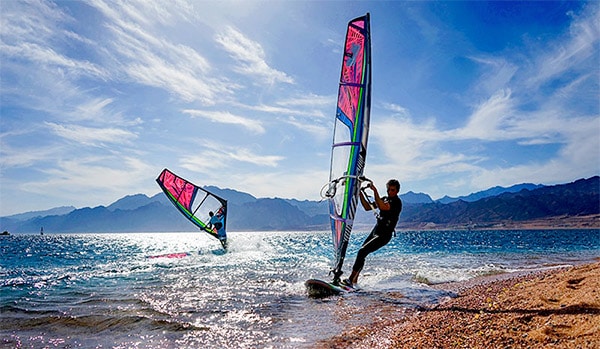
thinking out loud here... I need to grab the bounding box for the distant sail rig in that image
[323,13,372,284]
[156,168,227,243]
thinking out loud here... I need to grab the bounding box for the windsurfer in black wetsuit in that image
[343,179,402,288]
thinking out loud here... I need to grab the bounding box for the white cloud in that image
[0,143,64,168]
[179,141,284,174]
[373,114,442,164]
[90,0,235,105]
[215,26,294,85]
[228,94,335,138]
[232,169,329,201]
[367,112,487,190]
[283,116,329,139]
[102,0,195,27]
[0,1,107,80]
[457,89,516,140]
[381,102,411,117]
[237,97,331,134]
[276,94,333,109]
[0,0,68,44]
[22,155,155,205]
[182,109,265,134]
[468,56,518,96]
[72,98,115,121]
[224,148,284,167]
[1,42,108,79]
[528,6,600,88]
[46,122,137,146]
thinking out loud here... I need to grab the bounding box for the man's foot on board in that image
[341,278,354,288]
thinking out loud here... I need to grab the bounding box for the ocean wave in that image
[1,312,210,333]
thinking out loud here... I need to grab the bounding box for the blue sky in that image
[1,1,598,216]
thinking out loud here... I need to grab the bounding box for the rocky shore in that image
[317,262,599,348]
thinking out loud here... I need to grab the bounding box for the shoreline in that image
[395,214,600,231]
[316,261,599,348]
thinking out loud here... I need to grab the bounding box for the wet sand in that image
[317,262,599,348]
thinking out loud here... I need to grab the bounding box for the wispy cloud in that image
[230,168,330,200]
[468,57,518,96]
[70,98,115,121]
[90,0,234,105]
[215,26,294,85]
[1,43,108,79]
[371,114,480,185]
[180,141,284,174]
[224,148,284,167]
[527,5,599,88]
[24,155,154,204]
[182,109,265,134]
[0,143,64,168]
[282,116,329,139]
[46,122,138,146]
[276,94,333,108]
[458,89,517,140]
[0,1,107,80]
[97,0,195,27]
[381,102,411,117]
[1,1,67,46]
[232,96,331,137]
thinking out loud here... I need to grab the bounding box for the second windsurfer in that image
[208,210,228,249]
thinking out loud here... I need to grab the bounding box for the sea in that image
[1,229,599,348]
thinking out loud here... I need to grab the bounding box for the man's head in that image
[386,179,400,196]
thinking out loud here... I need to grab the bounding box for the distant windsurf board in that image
[147,252,190,259]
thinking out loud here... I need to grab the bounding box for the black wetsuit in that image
[351,195,402,274]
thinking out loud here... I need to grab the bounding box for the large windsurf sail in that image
[156,168,227,244]
[324,13,372,284]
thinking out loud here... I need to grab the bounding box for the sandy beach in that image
[317,262,599,348]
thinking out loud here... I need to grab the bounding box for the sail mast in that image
[327,13,371,283]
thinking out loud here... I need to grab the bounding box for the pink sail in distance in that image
[156,168,227,243]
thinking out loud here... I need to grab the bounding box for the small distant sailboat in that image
[156,168,228,250]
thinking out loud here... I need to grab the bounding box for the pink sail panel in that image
[337,18,367,127]
[158,169,196,211]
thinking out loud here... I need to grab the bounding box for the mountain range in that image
[1,176,598,233]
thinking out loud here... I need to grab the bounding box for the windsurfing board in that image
[146,252,191,259]
[305,278,358,298]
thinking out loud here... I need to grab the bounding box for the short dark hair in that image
[387,179,400,191]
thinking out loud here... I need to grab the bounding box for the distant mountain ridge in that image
[108,194,155,211]
[1,176,598,233]
[402,191,434,204]
[401,177,599,229]
[436,183,544,204]
[4,206,77,222]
